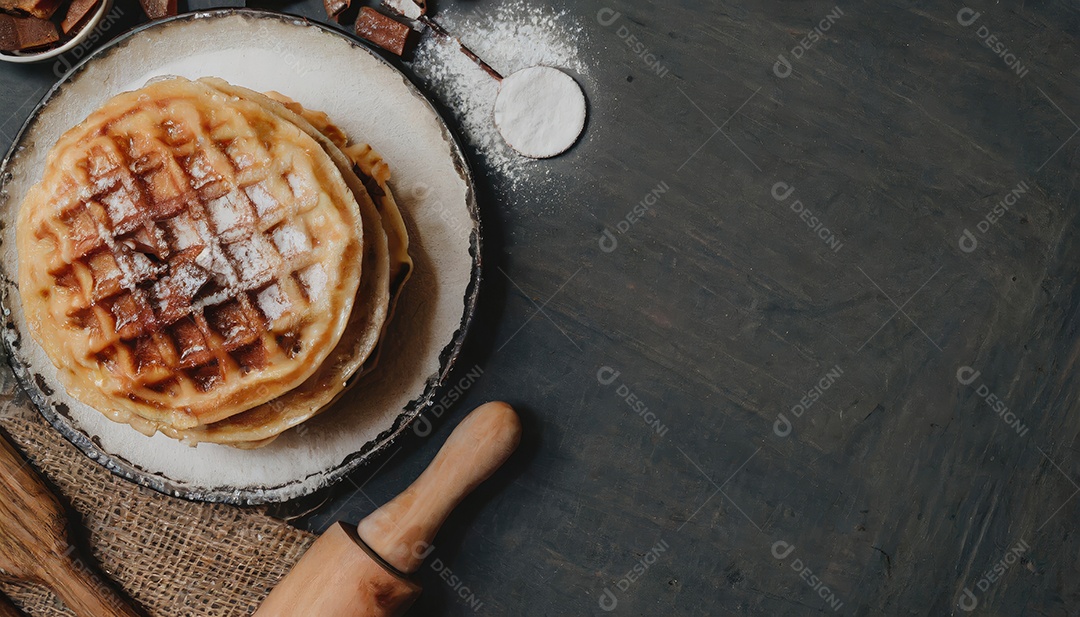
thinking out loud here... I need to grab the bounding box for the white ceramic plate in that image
[0,0,113,64]
[0,10,481,504]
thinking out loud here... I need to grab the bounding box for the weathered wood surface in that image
[2,0,1079,615]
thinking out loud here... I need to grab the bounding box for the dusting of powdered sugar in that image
[407,0,588,187]
[271,223,312,260]
[257,284,291,321]
[298,264,328,300]
[245,183,281,217]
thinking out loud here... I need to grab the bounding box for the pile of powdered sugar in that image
[407,0,588,187]
[494,65,587,159]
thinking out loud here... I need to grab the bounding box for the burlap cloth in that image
[0,359,316,616]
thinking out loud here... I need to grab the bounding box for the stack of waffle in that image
[16,76,412,448]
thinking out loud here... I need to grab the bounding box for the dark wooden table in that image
[3,0,1079,615]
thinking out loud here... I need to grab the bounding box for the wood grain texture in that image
[0,436,141,617]
[356,402,521,574]
[254,523,423,617]
[257,403,519,616]
[1,0,1078,615]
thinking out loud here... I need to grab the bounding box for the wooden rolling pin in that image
[256,401,521,617]
[0,432,142,617]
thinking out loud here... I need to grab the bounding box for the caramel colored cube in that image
[355,7,412,57]
[0,13,59,52]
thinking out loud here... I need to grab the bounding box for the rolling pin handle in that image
[255,402,521,617]
[356,401,522,574]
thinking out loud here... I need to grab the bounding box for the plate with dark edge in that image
[0,9,481,504]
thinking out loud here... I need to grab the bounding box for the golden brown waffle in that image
[17,77,365,433]
[162,81,413,448]
[263,89,413,378]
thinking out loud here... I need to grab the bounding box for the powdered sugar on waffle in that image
[101,187,138,224]
[124,251,158,281]
[188,155,216,184]
[271,223,312,260]
[298,264,328,300]
[256,284,291,321]
[206,191,250,242]
[163,262,209,301]
[165,215,200,251]
[245,183,280,217]
[227,237,275,287]
[407,0,588,187]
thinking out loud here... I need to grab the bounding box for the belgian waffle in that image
[17,77,366,433]
[260,88,412,381]
[163,81,413,448]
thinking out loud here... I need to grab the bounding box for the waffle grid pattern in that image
[30,95,342,411]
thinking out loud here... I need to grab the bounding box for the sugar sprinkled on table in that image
[406,0,589,187]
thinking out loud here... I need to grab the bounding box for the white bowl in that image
[0,0,113,64]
